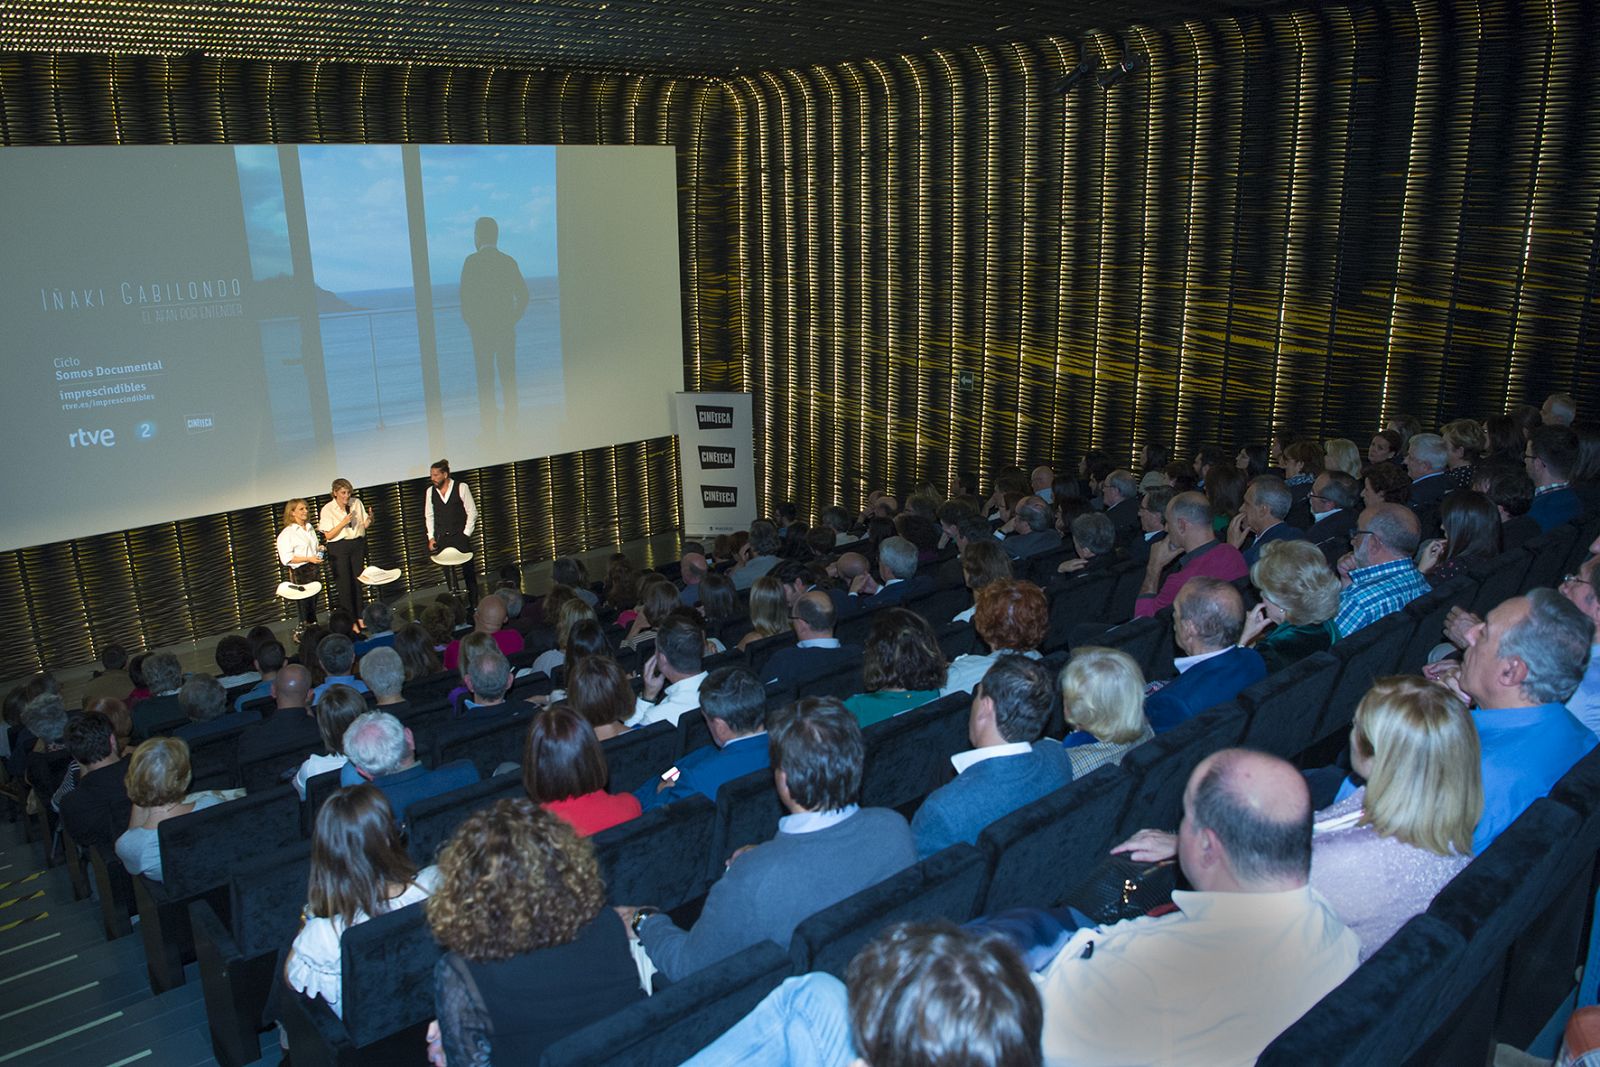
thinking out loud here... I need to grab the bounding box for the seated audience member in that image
[730,519,785,591]
[212,635,261,690]
[1404,432,1452,511]
[1145,578,1266,733]
[22,695,71,804]
[1228,475,1307,566]
[1526,423,1583,531]
[1056,512,1117,577]
[1033,749,1358,1064]
[564,656,633,742]
[1417,489,1501,586]
[81,644,134,707]
[1133,492,1248,618]
[1059,647,1155,777]
[1239,541,1342,673]
[847,536,924,605]
[1303,470,1360,560]
[343,711,480,824]
[913,655,1072,857]
[1441,418,1484,490]
[1237,443,1269,479]
[358,646,410,713]
[427,799,642,1063]
[1119,677,1479,961]
[232,640,285,712]
[1323,437,1364,479]
[530,597,600,676]
[682,921,1042,1067]
[1333,502,1430,637]
[310,633,369,704]
[59,711,131,854]
[621,696,917,982]
[295,626,330,685]
[943,580,1048,696]
[1126,484,1174,566]
[1484,414,1526,464]
[628,613,711,728]
[1203,465,1247,534]
[1562,557,1600,734]
[236,664,322,767]
[286,785,439,1018]
[1362,460,1414,509]
[1281,440,1323,494]
[1474,460,1542,550]
[622,574,682,651]
[524,704,641,834]
[294,684,367,799]
[678,549,710,606]
[844,609,949,727]
[1000,496,1064,560]
[88,696,134,758]
[171,673,248,744]
[1099,469,1142,547]
[553,556,598,608]
[352,601,397,655]
[131,652,185,740]
[493,586,530,640]
[1425,588,1596,852]
[443,595,525,671]
[116,737,232,881]
[954,540,1014,623]
[1543,391,1578,427]
[394,622,444,683]
[762,590,859,690]
[1368,428,1404,468]
[697,571,740,635]
[458,644,516,718]
[637,666,771,811]
[739,575,793,652]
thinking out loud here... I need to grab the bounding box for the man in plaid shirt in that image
[1333,503,1430,637]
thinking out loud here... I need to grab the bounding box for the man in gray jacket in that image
[618,696,917,982]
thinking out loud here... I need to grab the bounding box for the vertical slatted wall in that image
[725,0,1600,517]
[0,55,730,677]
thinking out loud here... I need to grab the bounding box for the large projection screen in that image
[0,144,683,553]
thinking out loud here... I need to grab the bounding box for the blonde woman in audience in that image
[953,539,1014,624]
[1059,647,1154,778]
[1441,417,1486,490]
[738,575,792,652]
[1323,438,1363,479]
[1239,540,1342,671]
[532,596,600,676]
[115,737,233,881]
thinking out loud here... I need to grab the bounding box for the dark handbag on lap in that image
[1063,855,1178,925]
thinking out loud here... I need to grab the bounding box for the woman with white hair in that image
[1239,540,1342,672]
[1058,647,1154,779]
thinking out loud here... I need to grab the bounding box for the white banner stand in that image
[674,392,758,537]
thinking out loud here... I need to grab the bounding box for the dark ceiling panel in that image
[0,0,1276,74]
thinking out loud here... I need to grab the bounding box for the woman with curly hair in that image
[942,580,1049,696]
[844,609,948,727]
[1362,461,1413,508]
[426,798,642,1064]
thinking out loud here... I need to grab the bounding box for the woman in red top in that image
[522,704,641,836]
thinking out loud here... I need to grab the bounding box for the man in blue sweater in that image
[912,654,1072,857]
[620,696,917,982]
[636,666,771,811]
[1145,578,1266,733]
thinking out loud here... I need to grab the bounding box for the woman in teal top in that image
[1240,539,1343,674]
[843,608,948,728]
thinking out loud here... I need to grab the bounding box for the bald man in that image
[761,590,861,690]
[678,551,710,607]
[1032,750,1358,1065]
[1333,502,1431,636]
[236,663,322,766]
[443,594,526,671]
[1144,578,1266,733]
[1031,465,1057,504]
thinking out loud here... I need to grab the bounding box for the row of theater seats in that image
[72,515,1600,1065]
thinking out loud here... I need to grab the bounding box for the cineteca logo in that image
[698,445,736,470]
[701,485,738,509]
[696,405,735,431]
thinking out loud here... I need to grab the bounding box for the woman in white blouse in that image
[277,498,323,626]
[317,478,373,619]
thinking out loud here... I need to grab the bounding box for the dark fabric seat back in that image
[790,844,990,978]
[744,630,798,675]
[676,710,714,758]
[1043,572,1118,652]
[1318,612,1411,743]
[859,691,970,810]
[594,795,717,909]
[305,768,344,823]
[602,721,679,794]
[796,656,865,701]
[908,584,976,629]
[188,722,252,791]
[159,786,303,899]
[405,773,525,866]
[835,603,891,647]
[707,768,784,881]
[229,840,314,958]
[978,766,1136,914]
[339,899,443,1048]
[433,711,533,777]
[1396,576,1477,672]
[1099,615,1173,680]
[241,742,323,794]
[1257,913,1467,1066]
[1237,652,1339,759]
[1105,560,1152,621]
[1522,524,1579,591]
[1115,702,1249,836]
[539,941,792,1067]
[1467,547,1534,616]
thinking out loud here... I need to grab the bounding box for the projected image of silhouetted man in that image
[460,216,529,432]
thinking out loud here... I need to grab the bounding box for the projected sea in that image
[260,277,562,444]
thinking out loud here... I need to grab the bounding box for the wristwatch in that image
[630,907,660,937]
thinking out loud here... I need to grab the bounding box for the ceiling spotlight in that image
[1050,58,1098,97]
[1098,52,1149,89]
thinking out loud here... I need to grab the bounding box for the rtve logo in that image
[68,427,116,447]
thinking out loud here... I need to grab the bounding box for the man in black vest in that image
[425,459,480,604]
